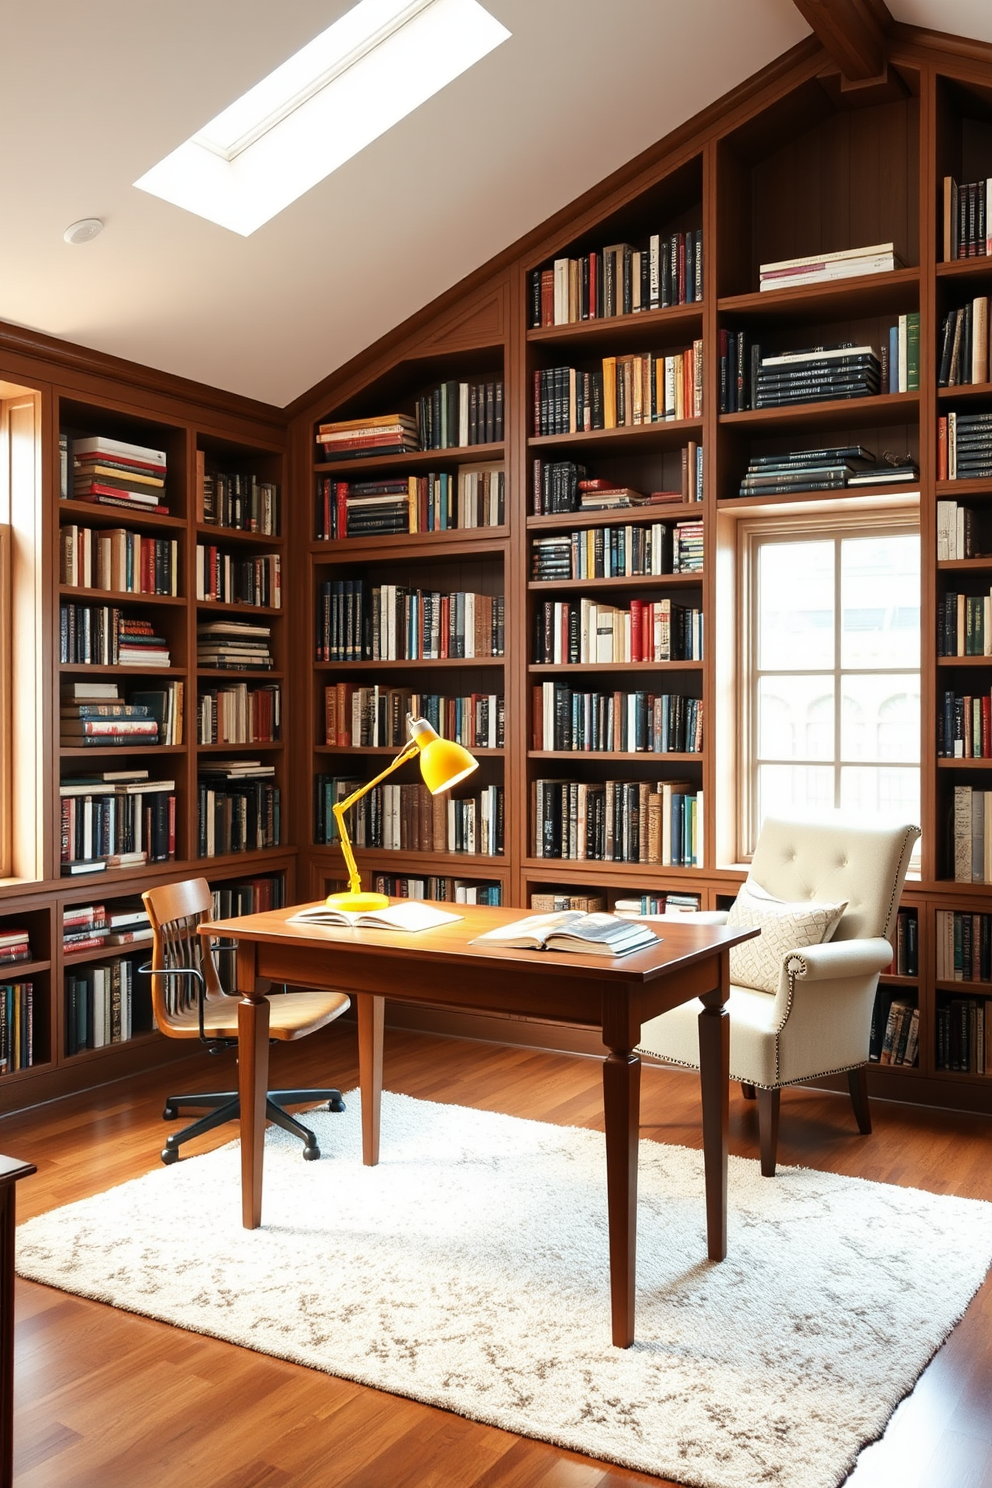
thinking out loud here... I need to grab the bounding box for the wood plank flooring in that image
[2,1024,991,1488]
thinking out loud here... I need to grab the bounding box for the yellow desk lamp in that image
[326,715,479,912]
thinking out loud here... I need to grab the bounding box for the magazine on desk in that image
[471,910,659,956]
[287,902,461,933]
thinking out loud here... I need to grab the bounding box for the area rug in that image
[16,1093,992,1488]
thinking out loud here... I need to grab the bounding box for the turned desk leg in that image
[236,941,270,1229]
[698,955,730,1262]
[357,993,384,1166]
[603,1046,640,1349]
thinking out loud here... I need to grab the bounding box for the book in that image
[287,902,461,932]
[471,910,659,956]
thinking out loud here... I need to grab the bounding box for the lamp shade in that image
[418,734,478,795]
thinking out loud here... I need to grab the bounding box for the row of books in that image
[888,906,919,977]
[416,381,504,450]
[534,597,703,664]
[315,777,504,856]
[531,447,702,514]
[195,546,281,608]
[531,519,702,581]
[533,778,701,867]
[197,769,280,857]
[759,241,902,292]
[61,435,168,516]
[199,465,280,535]
[532,684,703,754]
[65,955,148,1057]
[868,990,919,1066]
[315,466,505,539]
[63,900,151,954]
[940,688,992,758]
[952,785,992,883]
[0,982,34,1074]
[937,591,992,656]
[530,892,606,912]
[59,607,170,667]
[198,619,274,672]
[534,348,703,436]
[936,500,984,560]
[938,412,992,480]
[529,230,703,327]
[883,314,921,392]
[315,581,505,663]
[59,773,176,874]
[368,875,502,905]
[0,929,31,966]
[936,909,992,984]
[935,996,990,1074]
[942,176,992,261]
[618,892,701,915]
[60,525,178,597]
[197,683,280,745]
[938,298,992,386]
[61,681,183,749]
[324,685,503,750]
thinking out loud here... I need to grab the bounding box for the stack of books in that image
[197,620,273,671]
[736,446,877,497]
[939,411,992,479]
[316,414,419,462]
[0,929,31,966]
[529,229,703,327]
[61,684,159,748]
[69,436,168,514]
[342,480,415,537]
[943,176,992,260]
[117,618,170,667]
[938,299,991,385]
[846,455,919,486]
[759,241,902,291]
[416,381,503,449]
[753,344,881,407]
[62,901,152,954]
[673,520,703,572]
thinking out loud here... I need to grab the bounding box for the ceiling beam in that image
[792,0,893,80]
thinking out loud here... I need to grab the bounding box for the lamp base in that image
[325,890,391,914]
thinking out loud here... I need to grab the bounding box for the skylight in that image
[134,0,511,236]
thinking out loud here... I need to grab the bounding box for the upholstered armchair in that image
[637,816,921,1175]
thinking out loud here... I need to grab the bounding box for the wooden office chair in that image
[142,878,351,1165]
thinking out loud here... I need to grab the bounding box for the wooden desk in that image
[201,903,755,1348]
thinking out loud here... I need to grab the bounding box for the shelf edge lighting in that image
[134,0,511,236]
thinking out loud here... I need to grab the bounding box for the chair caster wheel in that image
[163,1103,178,1120]
[161,1147,179,1165]
[327,1096,345,1113]
[303,1145,321,1161]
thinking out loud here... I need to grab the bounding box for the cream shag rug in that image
[16,1092,992,1488]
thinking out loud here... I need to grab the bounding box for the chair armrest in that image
[785,938,893,982]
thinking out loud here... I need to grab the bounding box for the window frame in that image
[737,506,921,862]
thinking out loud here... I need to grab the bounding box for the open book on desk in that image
[288,902,461,933]
[471,911,659,956]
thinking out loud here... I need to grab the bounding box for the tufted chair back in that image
[747,816,920,945]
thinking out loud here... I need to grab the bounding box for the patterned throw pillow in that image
[727,880,848,994]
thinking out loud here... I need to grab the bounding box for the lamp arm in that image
[331,740,421,897]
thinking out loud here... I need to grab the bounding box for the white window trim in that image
[737,504,921,862]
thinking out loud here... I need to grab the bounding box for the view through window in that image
[744,521,921,857]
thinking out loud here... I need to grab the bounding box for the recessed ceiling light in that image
[134,0,510,236]
[64,218,104,245]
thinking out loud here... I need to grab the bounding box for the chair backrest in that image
[748,816,921,944]
[142,878,225,1035]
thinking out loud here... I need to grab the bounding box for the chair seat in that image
[639,984,783,1089]
[165,989,350,1042]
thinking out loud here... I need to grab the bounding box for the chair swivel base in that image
[160,1088,346,1165]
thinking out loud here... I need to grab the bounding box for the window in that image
[740,514,921,861]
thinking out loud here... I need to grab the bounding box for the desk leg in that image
[357,993,384,1167]
[236,940,270,1230]
[603,1047,640,1349]
[698,953,730,1262]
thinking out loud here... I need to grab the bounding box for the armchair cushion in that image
[727,879,847,993]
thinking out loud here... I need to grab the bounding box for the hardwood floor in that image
[3,1024,992,1488]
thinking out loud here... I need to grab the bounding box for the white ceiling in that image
[0,1,984,408]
